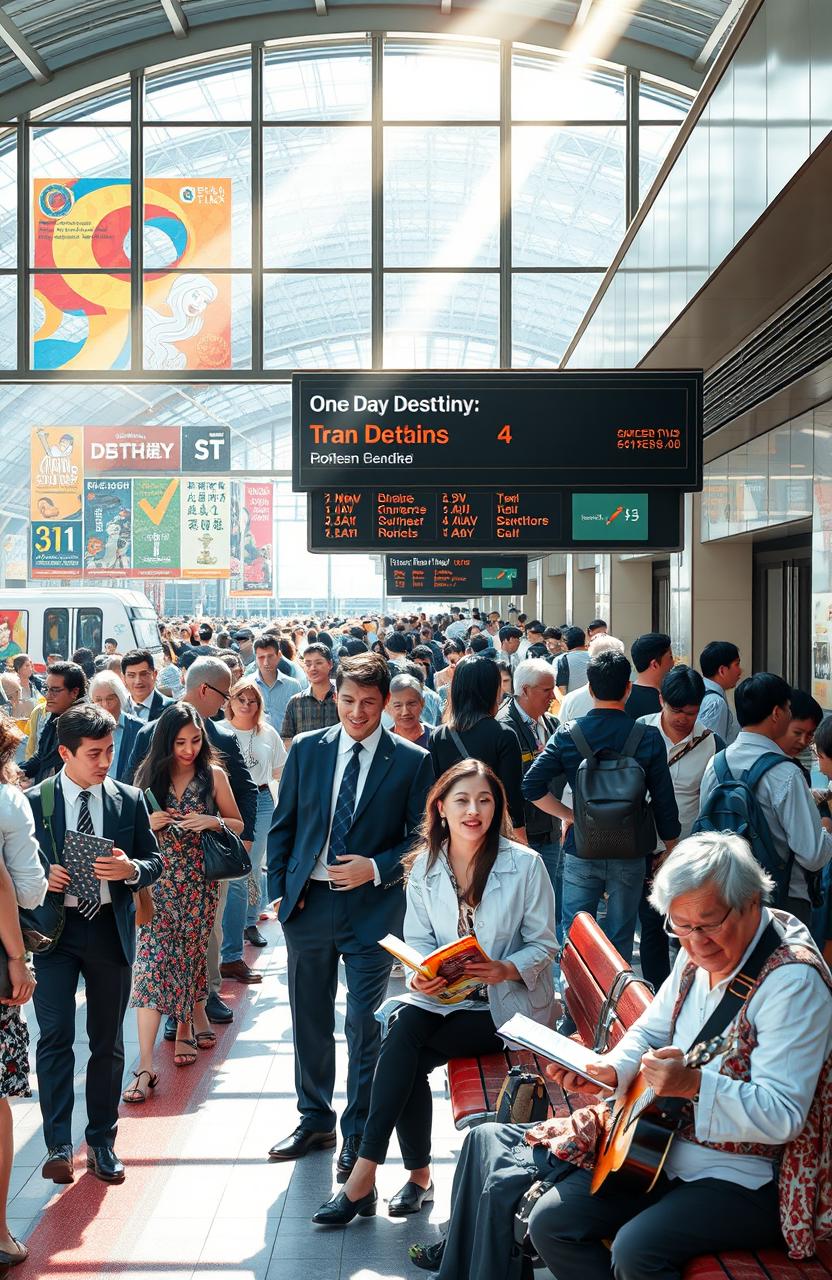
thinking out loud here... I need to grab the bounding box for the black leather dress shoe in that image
[244,926,268,947]
[335,1134,361,1182]
[205,993,233,1024]
[42,1145,74,1184]
[163,1014,177,1042]
[388,1180,434,1216]
[268,1126,337,1161]
[312,1186,377,1226]
[86,1145,125,1184]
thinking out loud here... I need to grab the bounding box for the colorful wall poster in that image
[84,426,181,475]
[230,482,273,597]
[30,520,83,578]
[83,478,132,576]
[33,177,231,371]
[0,611,27,670]
[1,534,27,582]
[181,478,230,580]
[133,478,181,577]
[30,427,84,520]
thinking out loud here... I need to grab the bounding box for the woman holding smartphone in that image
[126,704,243,1099]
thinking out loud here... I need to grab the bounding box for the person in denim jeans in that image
[222,677,285,955]
[522,650,680,963]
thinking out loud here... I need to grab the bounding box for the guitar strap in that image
[685,919,782,1052]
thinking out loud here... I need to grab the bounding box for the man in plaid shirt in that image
[281,642,339,749]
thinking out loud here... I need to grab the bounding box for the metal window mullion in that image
[252,43,264,373]
[17,115,29,374]
[130,71,143,372]
[499,40,511,369]
[625,68,640,226]
[371,32,383,370]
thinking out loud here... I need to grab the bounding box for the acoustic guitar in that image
[590,1032,734,1196]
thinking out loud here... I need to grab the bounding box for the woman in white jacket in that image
[0,713,48,1267]
[312,758,558,1229]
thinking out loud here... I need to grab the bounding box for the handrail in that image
[561,0,766,369]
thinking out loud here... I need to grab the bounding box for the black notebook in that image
[63,830,112,900]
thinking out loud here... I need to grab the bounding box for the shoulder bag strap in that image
[447,726,469,759]
[621,721,647,758]
[39,776,59,865]
[667,730,713,768]
[567,722,597,767]
[687,921,782,1052]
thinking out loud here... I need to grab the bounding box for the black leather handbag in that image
[201,819,251,883]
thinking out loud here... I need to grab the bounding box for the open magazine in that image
[379,933,490,1006]
[497,1013,615,1092]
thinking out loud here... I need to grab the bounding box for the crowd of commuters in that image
[0,605,828,1277]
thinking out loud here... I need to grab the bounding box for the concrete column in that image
[608,557,653,654]
[540,558,567,626]
[569,563,597,632]
[690,514,753,677]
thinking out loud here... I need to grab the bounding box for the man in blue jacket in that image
[26,704,163,1186]
[267,653,433,1181]
[523,649,679,962]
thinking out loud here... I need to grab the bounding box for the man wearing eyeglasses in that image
[422,832,832,1280]
[126,656,259,1012]
[20,661,88,785]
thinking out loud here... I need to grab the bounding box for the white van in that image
[0,588,162,672]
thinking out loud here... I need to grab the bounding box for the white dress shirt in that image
[639,713,717,843]
[604,908,832,1188]
[0,782,48,909]
[698,679,739,744]
[131,691,155,722]
[310,724,384,884]
[60,769,111,905]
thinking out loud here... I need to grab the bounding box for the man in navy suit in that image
[267,652,433,1179]
[121,649,171,723]
[25,704,162,1186]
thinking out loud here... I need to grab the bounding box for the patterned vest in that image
[525,934,832,1259]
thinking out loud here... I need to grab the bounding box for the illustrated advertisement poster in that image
[133,478,181,578]
[2,534,27,582]
[813,593,832,708]
[181,478,230,580]
[84,426,182,474]
[83,478,132,576]
[33,178,231,371]
[0,611,27,670]
[30,520,83,578]
[30,427,84,520]
[230,482,273,598]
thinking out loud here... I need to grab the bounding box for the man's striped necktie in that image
[76,791,100,921]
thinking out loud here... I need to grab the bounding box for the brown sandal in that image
[195,1030,216,1049]
[174,1038,198,1067]
[122,1069,159,1103]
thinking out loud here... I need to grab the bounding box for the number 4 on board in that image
[497,424,512,445]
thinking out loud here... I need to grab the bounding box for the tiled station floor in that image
[6,916,512,1280]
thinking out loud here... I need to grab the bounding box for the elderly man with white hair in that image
[497,658,562,921]
[412,831,832,1280]
[558,633,626,721]
[88,671,143,783]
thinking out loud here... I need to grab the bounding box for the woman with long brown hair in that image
[312,758,557,1228]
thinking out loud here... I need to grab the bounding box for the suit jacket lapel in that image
[317,727,341,829]
[509,701,536,753]
[351,730,396,826]
[51,774,67,858]
[102,777,123,842]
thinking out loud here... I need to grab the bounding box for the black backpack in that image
[692,751,796,905]
[568,722,656,860]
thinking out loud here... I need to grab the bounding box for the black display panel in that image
[386,556,528,598]
[292,371,702,492]
[308,487,682,553]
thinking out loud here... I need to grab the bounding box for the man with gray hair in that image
[424,831,832,1280]
[558,633,626,722]
[497,658,562,918]
[126,656,259,1017]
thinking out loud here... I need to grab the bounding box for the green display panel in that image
[572,493,649,541]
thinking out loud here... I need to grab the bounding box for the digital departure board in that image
[308,487,682,553]
[292,371,703,492]
[386,556,528,599]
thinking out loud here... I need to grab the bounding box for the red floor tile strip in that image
[14,924,276,1279]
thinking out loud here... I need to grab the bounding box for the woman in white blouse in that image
[225,677,286,939]
[0,713,48,1267]
[313,758,558,1228]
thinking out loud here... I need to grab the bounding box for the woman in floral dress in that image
[127,703,243,1099]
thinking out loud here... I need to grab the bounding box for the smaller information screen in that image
[572,493,649,542]
[386,556,528,599]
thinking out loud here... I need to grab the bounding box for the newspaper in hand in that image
[497,1013,615,1091]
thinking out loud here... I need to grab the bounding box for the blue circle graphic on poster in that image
[38,183,75,219]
